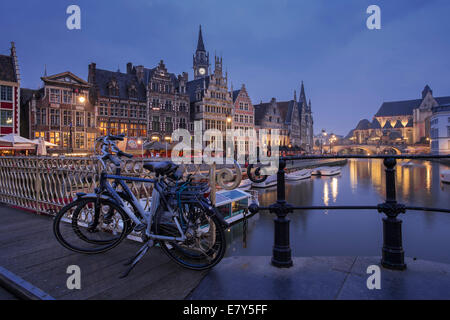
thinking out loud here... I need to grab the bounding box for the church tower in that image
[193,25,209,79]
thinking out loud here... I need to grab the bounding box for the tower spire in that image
[197,25,205,52]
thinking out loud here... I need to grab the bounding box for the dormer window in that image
[128,84,137,99]
[108,80,119,97]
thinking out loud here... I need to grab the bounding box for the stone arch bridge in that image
[327,144,404,155]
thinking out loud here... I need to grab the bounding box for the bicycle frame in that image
[96,169,187,242]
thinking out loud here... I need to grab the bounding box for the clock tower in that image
[193,25,209,80]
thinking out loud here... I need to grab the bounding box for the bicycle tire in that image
[155,204,227,270]
[53,197,131,254]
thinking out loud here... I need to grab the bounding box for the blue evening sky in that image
[1,0,449,135]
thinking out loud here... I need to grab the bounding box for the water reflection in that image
[226,159,450,264]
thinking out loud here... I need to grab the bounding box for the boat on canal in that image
[251,174,278,188]
[286,169,312,181]
[311,166,341,176]
[238,178,252,190]
[440,170,450,184]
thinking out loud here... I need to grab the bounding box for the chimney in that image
[135,65,144,83]
[10,42,20,84]
[127,62,133,74]
[88,63,96,84]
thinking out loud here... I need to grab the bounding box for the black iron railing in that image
[247,154,450,270]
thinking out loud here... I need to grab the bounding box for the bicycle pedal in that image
[134,223,146,232]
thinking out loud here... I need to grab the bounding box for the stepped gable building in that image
[187,26,234,148]
[232,84,255,155]
[0,42,20,137]
[138,60,190,142]
[254,98,291,150]
[254,82,314,152]
[349,85,450,145]
[89,61,190,145]
[29,72,97,154]
[88,63,147,140]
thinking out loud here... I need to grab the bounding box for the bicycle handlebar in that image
[96,134,134,169]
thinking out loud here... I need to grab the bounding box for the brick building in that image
[0,42,20,137]
[232,84,255,156]
[29,72,97,154]
[138,60,190,142]
[88,63,147,143]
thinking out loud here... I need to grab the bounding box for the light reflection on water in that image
[225,159,450,264]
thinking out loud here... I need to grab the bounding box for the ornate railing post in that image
[378,157,407,270]
[270,158,293,268]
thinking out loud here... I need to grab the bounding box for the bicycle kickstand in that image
[120,240,153,278]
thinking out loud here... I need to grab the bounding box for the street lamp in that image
[78,96,86,103]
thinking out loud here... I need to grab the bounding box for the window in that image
[179,118,186,129]
[49,132,60,146]
[152,116,160,132]
[120,123,127,135]
[130,105,137,118]
[62,132,70,148]
[99,103,108,116]
[49,109,60,126]
[36,108,47,125]
[447,126,450,138]
[62,90,72,104]
[139,106,146,119]
[76,112,84,127]
[49,89,60,103]
[110,122,119,135]
[0,110,13,126]
[99,122,108,136]
[86,112,94,127]
[63,110,72,126]
[165,100,172,111]
[139,124,147,137]
[35,132,45,139]
[87,133,96,150]
[165,117,173,132]
[119,104,127,117]
[0,85,13,101]
[75,132,85,149]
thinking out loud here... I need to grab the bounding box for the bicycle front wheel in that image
[155,203,227,270]
[53,197,131,254]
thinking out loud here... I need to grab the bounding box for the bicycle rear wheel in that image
[53,197,131,254]
[155,203,227,270]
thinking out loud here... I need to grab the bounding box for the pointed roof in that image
[197,25,206,52]
[0,54,17,82]
[299,81,306,102]
[355,119,371,130]
[371,118,381,129]
[422,85,432,99]
[394,120,404,128]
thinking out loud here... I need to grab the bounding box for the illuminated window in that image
[49,132,60,145]
[35,131,45,139]
[0,110,13,126]
[75,133,85,149]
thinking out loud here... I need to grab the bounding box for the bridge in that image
[326,144,405,155]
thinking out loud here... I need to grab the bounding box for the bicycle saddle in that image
[143,161,178,175]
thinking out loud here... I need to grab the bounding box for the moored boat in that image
[251,174,278,188]
[238,179,252,190]
[312,166,341,176]
[440,170,450,184]
[286,169,311,181]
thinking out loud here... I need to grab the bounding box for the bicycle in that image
[53,134,229,276]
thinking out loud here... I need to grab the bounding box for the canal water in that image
[226,159,450,264]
